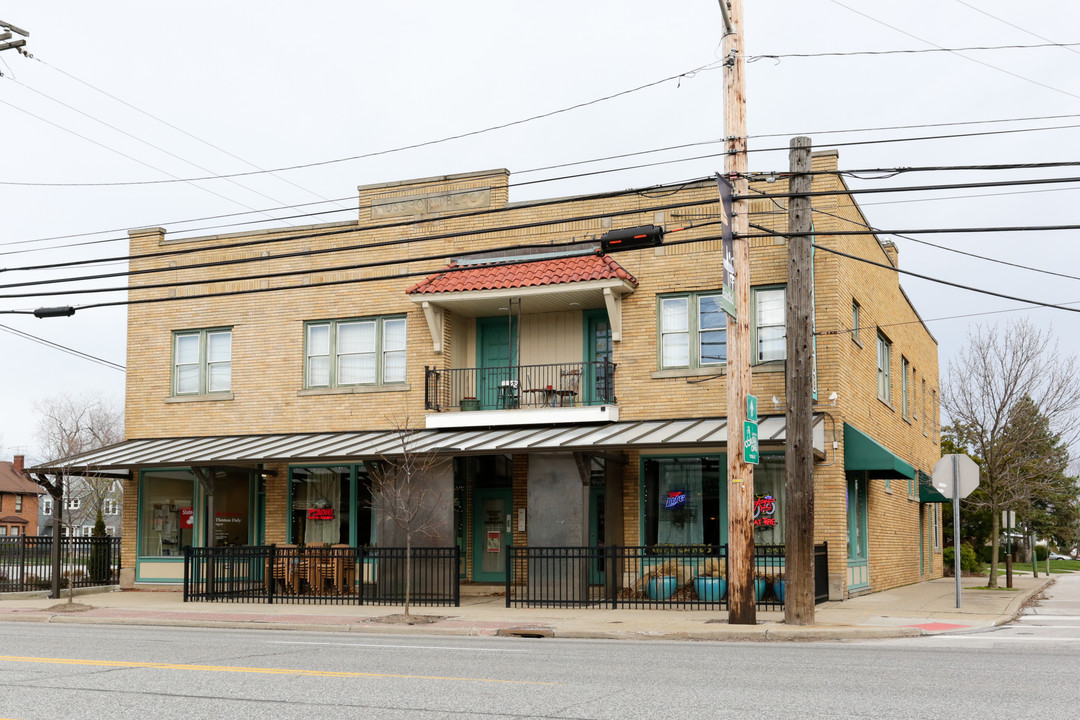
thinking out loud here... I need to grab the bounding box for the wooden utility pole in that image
[785,136,815,625]
[722,0,755,626]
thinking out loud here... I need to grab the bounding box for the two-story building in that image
[0,455,42,537]
[35,151,944,597]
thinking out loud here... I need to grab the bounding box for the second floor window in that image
[753,287,786,362]
[877,332,891,403]
[14,495,22,513]
[42,499,53,516]
[66,497,81,510]
[659,292,725,369]
[103,499,119,516]
[174,328,232,395]
[305,316,406,388]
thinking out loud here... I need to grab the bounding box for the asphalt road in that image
[1,578,1078,720]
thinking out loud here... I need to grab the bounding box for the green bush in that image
[944,543,984,575]
[1035,546,1048,561]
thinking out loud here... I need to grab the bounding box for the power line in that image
[4,75,308,225]
[0,186,718,280]
[0,61,722,188]
[0,231,725,315]
[829,0,1080,102]
[0,92,296,226]
[952,1,1080,58]
[748,39,1080,61]
[0,322,125,371]
[36,56,353,213]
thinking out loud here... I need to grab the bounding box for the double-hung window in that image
[42,499,52,516]
[659,292,725,369]
[753,286,786,362]
[877,332,891,403]
[103,499,119,516]
[305,316,406,388]
[173,328,232,395]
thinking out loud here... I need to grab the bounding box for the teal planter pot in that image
[755,577,767,602]
[693,576,727,602]
[460,398,481,411]
[775,578,785,604]
[647,575,678,601]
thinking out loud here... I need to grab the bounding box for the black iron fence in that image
[0,536,122,593]
[425,360,616,412]
[506,543,829,610]
[184,545,460,607]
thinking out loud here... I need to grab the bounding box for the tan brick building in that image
[37,152,943,597]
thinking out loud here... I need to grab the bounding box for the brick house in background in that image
[0,455,42,536]
[35,151,944,598]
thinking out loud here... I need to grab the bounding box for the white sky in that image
[3,1,1080,462]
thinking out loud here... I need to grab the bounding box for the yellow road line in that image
[0,656,555,685]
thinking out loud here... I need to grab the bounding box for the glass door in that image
[477,317,517,410]
[847,473,869,590]
[584,310,613,405]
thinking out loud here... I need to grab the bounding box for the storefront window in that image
[140,470,195,556]
[289,465,374,546]
[212,468,251,547]
[643,456,723,548]
[753,454,786,545]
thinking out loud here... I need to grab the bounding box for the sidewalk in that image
[0,575,1054,642]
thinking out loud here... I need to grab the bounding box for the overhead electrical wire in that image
[748,39,1080,61]
[35,56,353,213]
[952,1,1080,58]
[0,187,719,279]
[7,170,1080,284]
[829,0,1080,102]
[0,322,125,371]
[0,60,723,188]
[0,93,299,227]
[4,75,311,224]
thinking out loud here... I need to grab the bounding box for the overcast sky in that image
[3,1,1080,462]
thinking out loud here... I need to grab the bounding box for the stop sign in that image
[932,454,980,500]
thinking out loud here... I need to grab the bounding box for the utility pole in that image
[0,19,29,55]
[721,0,756,626]
[785,136,815,625]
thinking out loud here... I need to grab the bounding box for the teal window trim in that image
[751,285,787,364]
[172,327,232,396]
[876,331,891,404]
[657,290,725,370]
[304,316,407,389]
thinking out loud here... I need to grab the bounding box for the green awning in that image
[918,470,948,503]
[844,423,916,479]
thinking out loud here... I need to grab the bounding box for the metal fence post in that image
[183,546,191,602]
[266,544,275,605]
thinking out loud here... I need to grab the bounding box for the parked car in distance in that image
[1048,552,1072,561]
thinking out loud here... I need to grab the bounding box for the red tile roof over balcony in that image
[407,253,637,295]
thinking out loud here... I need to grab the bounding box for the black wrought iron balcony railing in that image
[424,361,616,412]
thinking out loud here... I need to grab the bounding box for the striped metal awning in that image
[29,415,826,476]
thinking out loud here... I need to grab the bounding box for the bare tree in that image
[33,393,123,600]
[367,418,450,618]
[943,320,1080,587]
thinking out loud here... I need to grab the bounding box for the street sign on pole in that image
[743,420,759,465]
[747,394,758,422]
[932,453,980,609]
[715,174,736,319]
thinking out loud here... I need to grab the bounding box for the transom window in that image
[659,293,726,369]
[305,317,406,388]
[173,328,232,395]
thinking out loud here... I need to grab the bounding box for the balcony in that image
[424,361,618,428]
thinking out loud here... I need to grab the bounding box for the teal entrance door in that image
[583,310,613,405]
[472,488,511,582]
[847,473,869,590]
[477,317,517,409]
